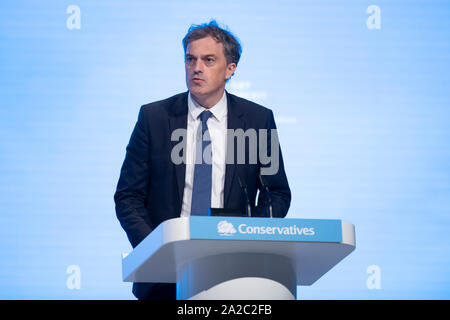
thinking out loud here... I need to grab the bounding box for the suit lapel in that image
[168,92,189,207]
[224,91,246,207]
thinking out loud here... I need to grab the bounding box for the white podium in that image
[122,216,355,300]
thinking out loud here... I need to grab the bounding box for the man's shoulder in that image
[138,91,273,118]
[140,91,188,115]
[227,92,273,116]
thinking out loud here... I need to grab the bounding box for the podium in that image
[122,216,356,300]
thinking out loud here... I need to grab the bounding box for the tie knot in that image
[199,110,212,123]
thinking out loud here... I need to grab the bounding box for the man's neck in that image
[190,89,225,109]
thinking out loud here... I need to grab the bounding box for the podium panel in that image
[122,217,356,299]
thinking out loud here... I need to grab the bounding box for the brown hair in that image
[182,20,242,66]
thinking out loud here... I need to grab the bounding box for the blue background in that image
[0,0,449,299]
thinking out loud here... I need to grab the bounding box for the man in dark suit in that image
[114,20,291,300]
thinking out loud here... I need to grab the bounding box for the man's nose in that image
[192,59,204,73]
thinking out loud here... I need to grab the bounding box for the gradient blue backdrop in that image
[0,0,449,299]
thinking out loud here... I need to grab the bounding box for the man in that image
[114,20,291,300]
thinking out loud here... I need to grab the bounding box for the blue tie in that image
[190,110,213,216]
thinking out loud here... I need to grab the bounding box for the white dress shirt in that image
[180,91,228,217]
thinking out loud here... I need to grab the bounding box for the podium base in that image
[177,252,297,300]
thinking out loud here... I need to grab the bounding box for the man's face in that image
[185,36,236,104]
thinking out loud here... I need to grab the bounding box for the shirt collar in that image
[188,91,227,122]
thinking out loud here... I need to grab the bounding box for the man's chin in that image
[189,87,208,97]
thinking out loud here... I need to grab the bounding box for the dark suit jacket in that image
[114,91,291,300]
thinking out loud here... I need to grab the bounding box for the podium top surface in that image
[122,217,355,286]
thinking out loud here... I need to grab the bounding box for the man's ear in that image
[225,63,237,80]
